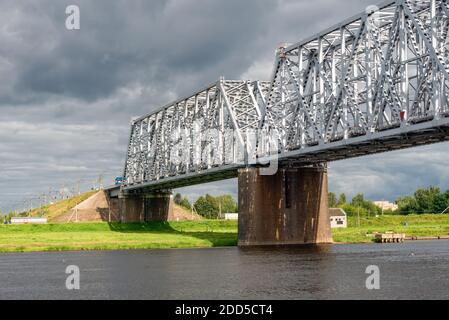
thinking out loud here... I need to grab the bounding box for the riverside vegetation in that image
[0,214,448,252]
[0,188,449,252]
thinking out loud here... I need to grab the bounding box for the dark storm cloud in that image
[8,0,274,103]
[3,0,449,212]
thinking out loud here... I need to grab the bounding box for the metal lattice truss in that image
[124,80,269,187]
[124,0,449,191]
[263,0,449,150]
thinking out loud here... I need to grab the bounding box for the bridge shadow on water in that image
[106,222,238,247]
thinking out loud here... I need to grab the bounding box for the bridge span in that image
[108,0,449,246]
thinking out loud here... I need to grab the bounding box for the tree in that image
[396,187,449,215]
[414,187,441,214]
[341,193,382,217]
[351,194,365,207]
[194,195,219,219]
[193,194,238,218]
[328,192,338,207]
[338,193,347,205]
[173,193,182,205]
[173,193,191,209]
[433,192,448,213]
[179,197,192,210]
[216,195,238,213]
[396,196,419,214]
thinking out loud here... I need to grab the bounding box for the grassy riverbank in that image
[1,215,449,252]
[333,214,449,243]
[0,221,237,253]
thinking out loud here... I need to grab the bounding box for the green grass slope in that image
[29,191,97,220]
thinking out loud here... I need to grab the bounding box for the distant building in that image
[329,208,347,228]
[10,217,47,225]
[223,213,238,221]
[373,201,398,212]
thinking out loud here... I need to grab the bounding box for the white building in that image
[10,217,48,225]
[223,213,238,221]
[373,201,399,212]
[329,208,347,228]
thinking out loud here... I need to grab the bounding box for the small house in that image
[329,208,347,228]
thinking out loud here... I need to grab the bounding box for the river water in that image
[0,241,448,300]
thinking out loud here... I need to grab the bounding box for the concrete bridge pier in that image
[238,165,333,246]
[143,192,174,222]
[118,193,144,223]
[118,191,173,223]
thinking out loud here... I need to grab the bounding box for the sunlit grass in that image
[0,221,238,253]
[332,214,449,243]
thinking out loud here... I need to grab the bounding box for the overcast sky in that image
[2,0,449,213]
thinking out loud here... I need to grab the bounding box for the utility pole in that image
[98,174,104,190]
[357,207,361,227]
[76,179,80,196]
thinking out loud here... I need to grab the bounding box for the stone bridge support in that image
[118,192,173,223]
[238,165,333,246]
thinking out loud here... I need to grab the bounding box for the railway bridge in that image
[108,0,449,246]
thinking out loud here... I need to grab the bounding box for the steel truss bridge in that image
[123,0,449,192]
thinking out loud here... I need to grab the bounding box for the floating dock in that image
[374,232,406,243]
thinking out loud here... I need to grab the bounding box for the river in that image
[0,241,448,300]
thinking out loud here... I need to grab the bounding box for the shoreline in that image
[1,217,448,253]
[2,237,449,254]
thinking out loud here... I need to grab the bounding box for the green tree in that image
[328,192,338,207]
[179,197,192,210]
[173,193,192,210]
[173,193,182,205]
[338,193,347,205]
[193,194,237,218]
[343,193,382,217]
[194,194,219,219]
[216,195,238,213]
[433,192,448,213]
[351,194,365,207]
[396,196,419,214]
[414,187,441,214]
